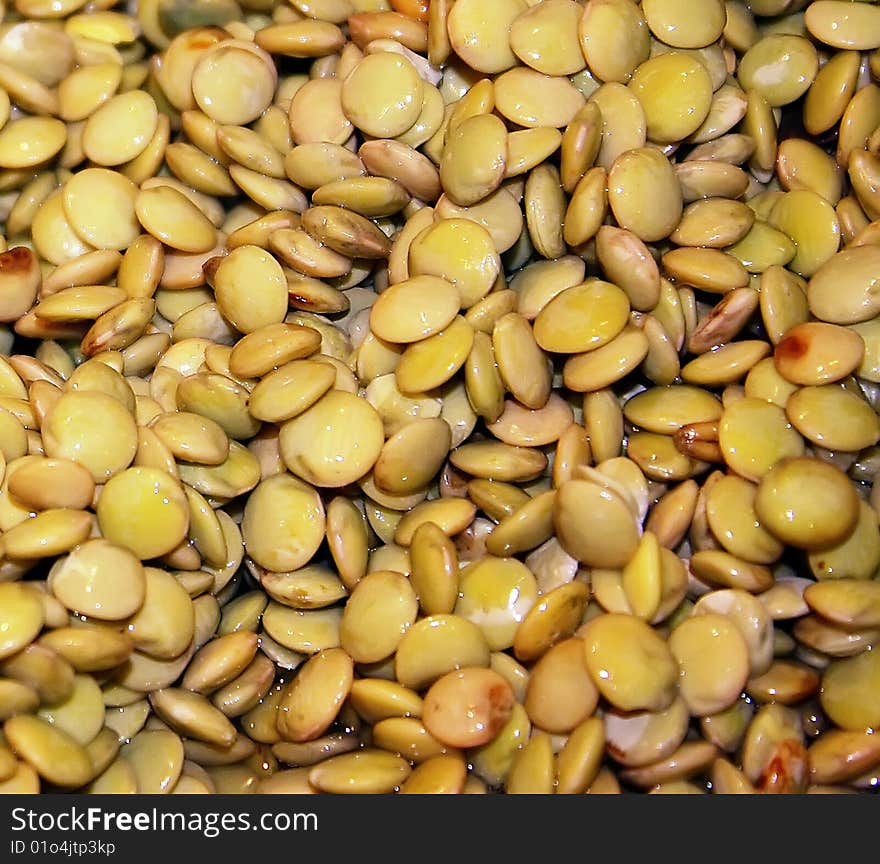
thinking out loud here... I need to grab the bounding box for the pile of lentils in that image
[0,0,878,795]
